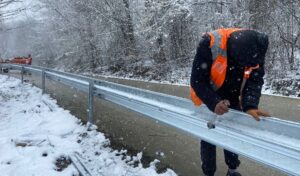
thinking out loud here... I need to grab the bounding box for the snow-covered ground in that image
[263,71,300,98]
[0,75,177,176]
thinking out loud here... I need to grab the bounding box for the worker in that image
[190,28,270,176]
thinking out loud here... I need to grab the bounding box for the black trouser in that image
[201,140,240,176]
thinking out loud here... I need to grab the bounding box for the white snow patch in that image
[0,75,177,176]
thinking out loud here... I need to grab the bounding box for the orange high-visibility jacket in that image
[190,28,243,106]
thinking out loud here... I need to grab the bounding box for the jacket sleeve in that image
[242,64,265,112]
[190,34,222,112]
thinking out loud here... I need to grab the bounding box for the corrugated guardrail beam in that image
[1,64,300,176]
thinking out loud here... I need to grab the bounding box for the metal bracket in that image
[42,70,46,94]
[88,81,94,124]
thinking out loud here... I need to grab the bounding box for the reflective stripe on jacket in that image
[190,28,242,106]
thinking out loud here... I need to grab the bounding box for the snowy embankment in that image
[0,75,177,176]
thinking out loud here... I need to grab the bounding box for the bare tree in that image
[1,0,299,82]
[0,0,25,20]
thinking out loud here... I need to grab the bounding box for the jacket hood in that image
[227,30,269,67]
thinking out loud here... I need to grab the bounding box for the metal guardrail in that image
[1,64,300,175]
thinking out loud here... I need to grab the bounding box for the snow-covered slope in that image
[0,75,177,176]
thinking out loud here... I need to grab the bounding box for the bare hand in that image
[246,109,270,121]
[214,100,230,115]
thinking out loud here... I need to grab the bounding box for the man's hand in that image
[246,109,270,121]
[214,100,230,115]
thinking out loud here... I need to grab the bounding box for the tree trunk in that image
[248,0,263,30]
[121,0,137,57]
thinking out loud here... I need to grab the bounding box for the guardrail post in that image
[88,81,94,124]
[42,70,46,94]
[21,66,24,84]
